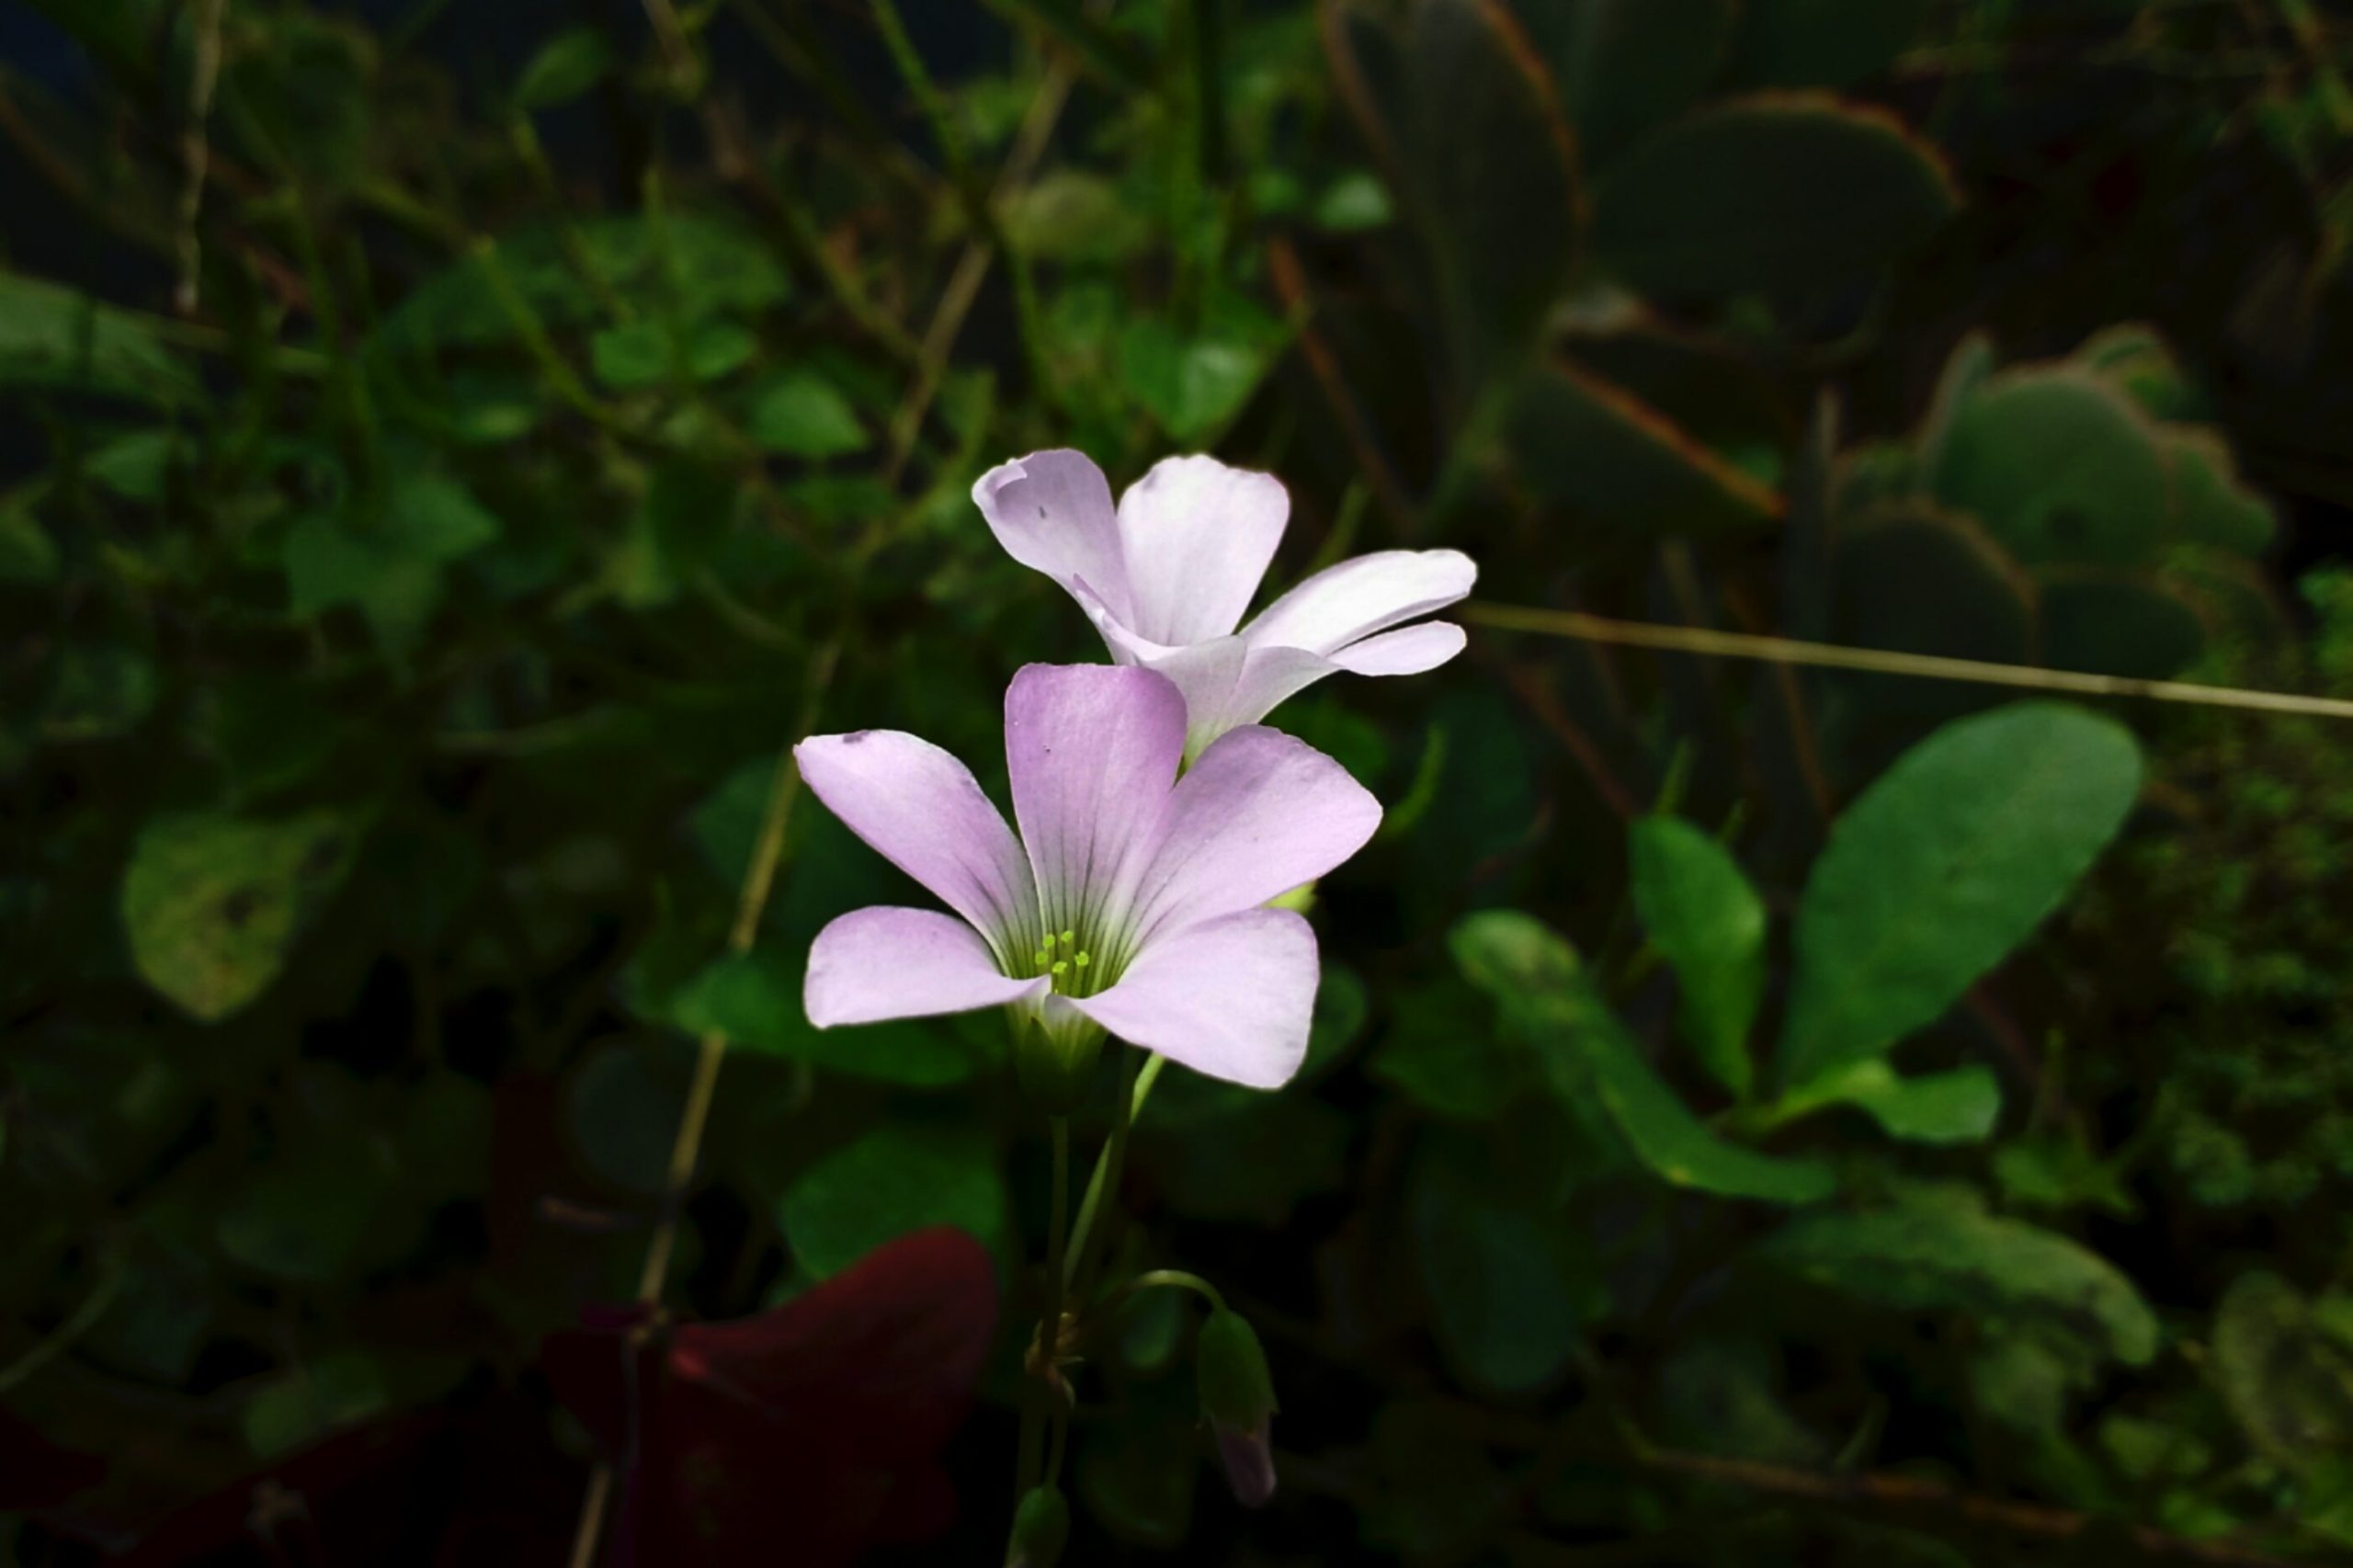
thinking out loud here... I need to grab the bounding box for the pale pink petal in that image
[1113,456,1288,646]
[1003,664,1187,943]
[1127,725,1381,944]
[973,450,1133,625]
[1198,622,1472,752]
[1067,908,1320,1089]
[1242,549,1475,655]
[805,906,1047,1028]
[1330,619,1466,675]
[1121,634,1253,759]
[795,732,1039,960]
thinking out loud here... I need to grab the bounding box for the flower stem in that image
[1113,1268,1227,1314]
[1063,1051,1163,1295]
[1018,1115,1074,1501]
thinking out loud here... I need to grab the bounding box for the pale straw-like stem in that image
[1465,602,2353,721]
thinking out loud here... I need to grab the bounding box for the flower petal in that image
[1128,725,1381,944]
[1330,619,1466,675]
[804,907,1048,1027]
[1066,908,1319,1089]
[1184,621,1472,754]
[1113,456,1288,646]
[1242,548,1476,655]
[795,732,1040,959]
[972,450,1132,625]
[1003,664,1187,942]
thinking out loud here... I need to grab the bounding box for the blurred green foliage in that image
[7,0,2353,1563]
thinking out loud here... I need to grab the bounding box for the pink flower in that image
[973,451,1475,757]
[796,664,1380,1091]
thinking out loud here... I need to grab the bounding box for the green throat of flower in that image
[1024,928,1102,998]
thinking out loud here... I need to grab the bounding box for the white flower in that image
[973,450,1475,757]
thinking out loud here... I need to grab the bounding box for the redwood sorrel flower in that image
[973,450,1475,757]
[798,663,1379,1096]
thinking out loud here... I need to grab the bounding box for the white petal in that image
[795,732,1039,959]
[1243,549,1476,655]
[1113,456,1288,646]
[1068,908,1319,1089]
[1330,619,1466,675]
[973,450,1134,625]
[805,906,1048,1027]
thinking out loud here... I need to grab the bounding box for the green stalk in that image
[1063,1051,1162,1294]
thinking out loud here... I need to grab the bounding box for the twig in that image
[1632,1445,2314,1568]
[1468,604,2353,721]
[884,17,1083,481]
[1493,655,1638,821]
[174,0,229,313]
[868,0,1062,414]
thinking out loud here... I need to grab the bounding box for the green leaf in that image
[565,1040,688,1197]
[1076,1418,1196,1550]
[283,472,501,652]
[1773,1060,2001,1145]
[0,275,197,403]
[1830,502,2035,687]
[1452,912,1836,1204]
[1655,1336,1831,1464]
[590,318,756,390]
[1000,170,1152,263]
[1313,169,1394,232]
[2038,571,2207,680]
[85,429,178,500]
[1589,93,1957,298]
[1630,816,1764,1097]
[1361,1402,1513,1559]
[1115,318,1274,444]
[1779,703,2142,1089]
[1413,1147,1599,1392]
[1753,1201,2159,1366]
[2162,429,2276,556]
[776,1122,1006,1279]
[1137,1094,1351,1224]
[1505,362,1783,535]
[0,494,59,584]
[241,1350,389,1459]
[668,949,975,1087]
[1930,369,2169,567]
[121,810,360,1022]
[514,26,616,110]
[1726,0,1933,90]
[43,643,157,740]
[1371,975,1529,1119]
[1404,0,1584,369]
[747,369,868,458]
[216,1136,398,1282]
[381,214,787,349]
[2213,1272,2353,1472]
[1509,0,1737,163]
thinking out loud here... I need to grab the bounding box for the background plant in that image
[6,0,2353,1563]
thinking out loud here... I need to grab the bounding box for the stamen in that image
[1051,960,1068,975]
[1060,929,1075,944]
[1074,951,1091,969]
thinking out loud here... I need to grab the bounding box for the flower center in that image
[1025,927,1101,996]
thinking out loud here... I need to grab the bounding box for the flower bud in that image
[1004,1483,1070,1568]
[1196,1309,1279,1507]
